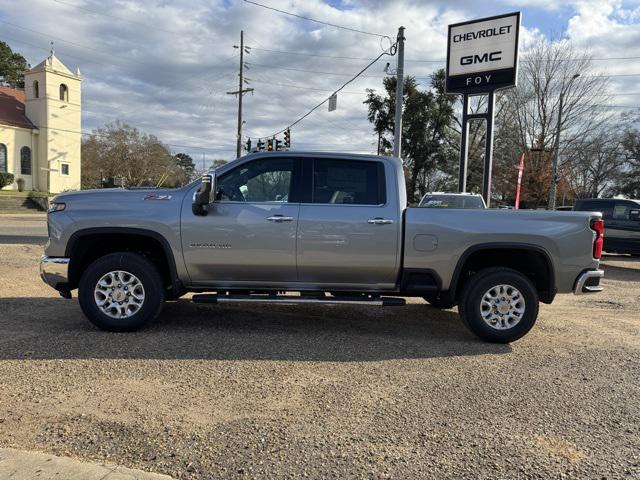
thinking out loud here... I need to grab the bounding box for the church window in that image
[20,147,32,175]
[33,81,39,98]
[59,84,69,102]
[0,144,7,172]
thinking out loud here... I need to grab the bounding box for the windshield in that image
[419,195,485,209]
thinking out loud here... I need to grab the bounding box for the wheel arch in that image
[449,243,556,304]
[65,227,184,297]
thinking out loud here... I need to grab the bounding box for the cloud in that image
[0,0,637,162]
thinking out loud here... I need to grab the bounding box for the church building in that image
[0,51,82,193]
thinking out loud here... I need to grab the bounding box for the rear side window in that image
[312,159,385,205]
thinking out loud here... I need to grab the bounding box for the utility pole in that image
[227,30,254,158]
[392,26,405,159]
[548,73,580,210]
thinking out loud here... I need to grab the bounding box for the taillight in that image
[591,219,604,259]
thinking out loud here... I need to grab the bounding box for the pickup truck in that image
[40,151,605,343]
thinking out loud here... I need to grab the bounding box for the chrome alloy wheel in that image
[480,284,526,330]
[94,270,145,319]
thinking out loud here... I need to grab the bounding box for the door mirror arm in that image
[192,173,216,216]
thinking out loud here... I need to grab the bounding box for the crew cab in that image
[40,152,605,343]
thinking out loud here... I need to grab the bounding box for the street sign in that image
[446,12,520,94]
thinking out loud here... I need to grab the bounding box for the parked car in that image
[419,192,486,209]
[573,198,640,256]
[40,152,604,343]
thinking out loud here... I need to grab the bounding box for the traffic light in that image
[267,138,274,151]
[284,128,290,148]
[275,139,283,151]
[245,137,252,152]
[257,139,265,151]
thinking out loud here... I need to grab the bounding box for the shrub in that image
[0,172,15,189]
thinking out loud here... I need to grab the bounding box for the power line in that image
[2,21,240,74]
[249,47,380,61]
[242,0,388,38]
[251,59,640,81]
[258,45,396,138]
[0,118,235,153]
[249,46,640,64]
[51,0,179,36]
[249,78,365,94]
[247,62,389,78]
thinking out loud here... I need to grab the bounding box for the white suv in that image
[419,192,487,209]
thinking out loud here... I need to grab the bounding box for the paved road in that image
[0,243,638,479]
[0,214,48,244]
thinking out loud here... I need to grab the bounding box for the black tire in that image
[78,252,165,332]
[458,267,539,343]
[423,293,457,309]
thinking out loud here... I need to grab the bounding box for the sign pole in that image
[458,94,470,193]
[481,91,495,206]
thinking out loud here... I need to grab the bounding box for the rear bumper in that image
[40,255,70,291]
[573,269,604,295]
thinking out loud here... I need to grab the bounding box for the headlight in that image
[48,202,66,213]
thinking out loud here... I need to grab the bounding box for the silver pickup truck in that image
[40,151,605,343]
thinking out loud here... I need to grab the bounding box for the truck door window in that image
[217,158,294,202]
[312,159,385,205]
[613,203,632,220]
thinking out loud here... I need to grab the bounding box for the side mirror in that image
[192,173,216,216]
[629,209,640,221]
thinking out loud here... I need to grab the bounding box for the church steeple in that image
[23,50,82,192]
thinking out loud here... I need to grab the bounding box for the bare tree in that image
[610,126,640,198]
[494,38,614,207]
[82,121,187,189]
[565,127,627,198]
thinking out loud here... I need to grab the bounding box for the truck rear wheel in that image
[78,252,165,332]
[458,268,538,343]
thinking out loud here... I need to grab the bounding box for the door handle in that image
[267,215,294,222]
[367,218,394,225]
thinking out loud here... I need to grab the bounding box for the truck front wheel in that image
[78,252,165,332]
[458,268,539,343]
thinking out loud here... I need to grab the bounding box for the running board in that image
[192,294,406,306]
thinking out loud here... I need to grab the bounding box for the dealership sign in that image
[446,12,520,93]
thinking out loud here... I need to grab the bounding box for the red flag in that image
[515,153,525,210]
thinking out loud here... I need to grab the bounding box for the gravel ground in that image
[0,244,639,479]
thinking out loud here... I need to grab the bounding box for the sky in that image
[0,0,639,166]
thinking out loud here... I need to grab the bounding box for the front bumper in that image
[573,269,604,295]
[40,255,70,290]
